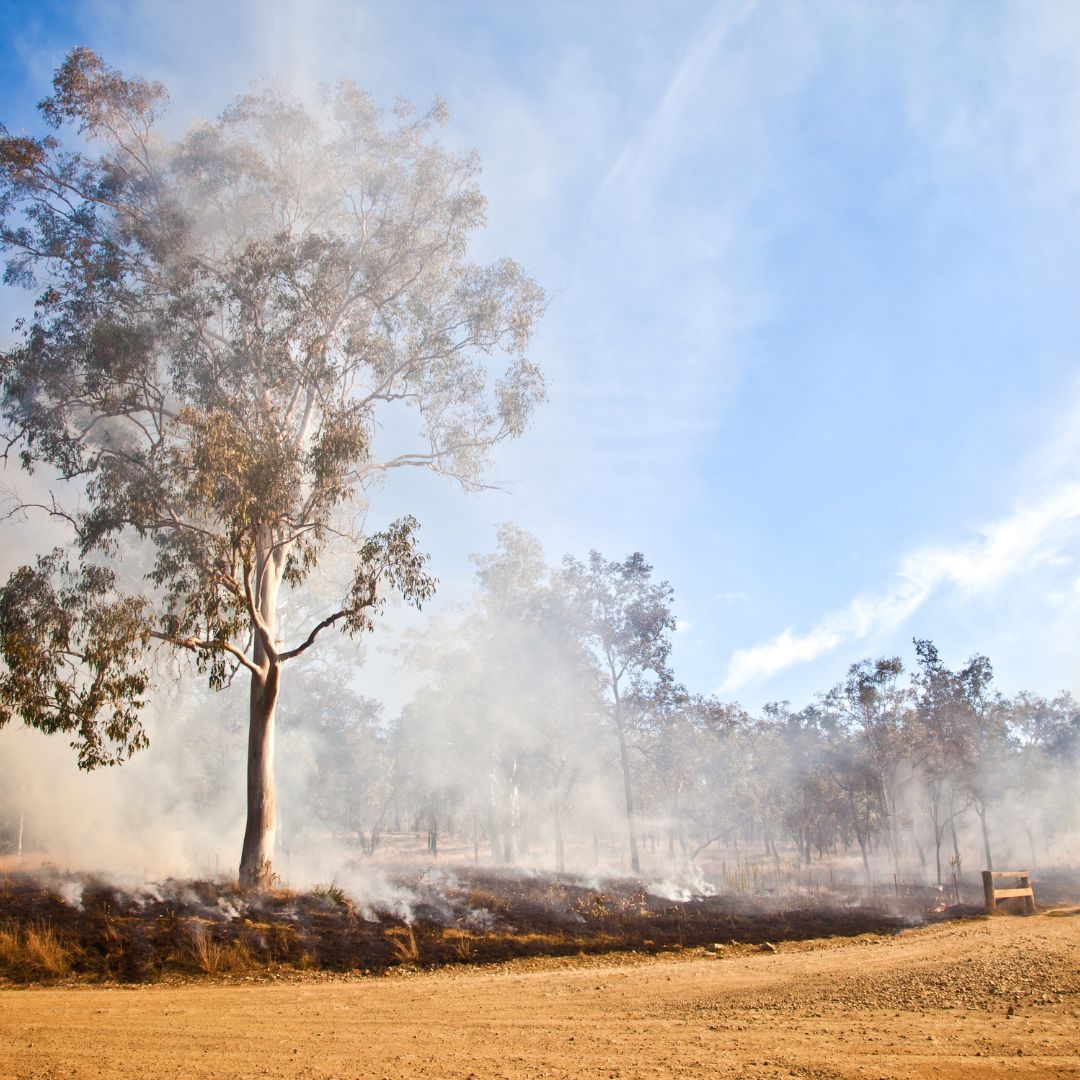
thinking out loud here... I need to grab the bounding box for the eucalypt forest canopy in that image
[0,49,546,886]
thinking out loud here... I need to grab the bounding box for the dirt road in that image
[2,912,1078,1079]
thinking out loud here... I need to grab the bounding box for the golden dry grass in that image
[386,925,420,964]
[443,928,477,961]
[185,921,256,975]
[0,919,74,979]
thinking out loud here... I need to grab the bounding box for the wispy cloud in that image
[587,0,759,225]
[721,481,1080,691]
[714,590,750,604]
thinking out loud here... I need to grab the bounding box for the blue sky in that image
[4,0,1080,711]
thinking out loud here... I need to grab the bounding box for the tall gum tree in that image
[562,551,675,876]
[0,50,545,887]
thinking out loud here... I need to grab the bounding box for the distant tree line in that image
[291,526,1080,883]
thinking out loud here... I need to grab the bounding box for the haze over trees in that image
[0,53,1077,897]
[377,528,1079,886]
[561,551,675,875]
[0,49,545,886]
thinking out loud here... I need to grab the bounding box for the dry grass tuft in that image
[444,928,476,961]
[386,925,420,964]
[186,921,256,975]
[0,919,74,979]
[313,880,349,908]
[187,922,224,974]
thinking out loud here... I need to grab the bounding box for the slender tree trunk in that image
[974,796,993,871]
[508,758,521,861]
[239,531,284,889]
[553,797,565,874]
[929,788,943,885]
[240,660,281,887]
[610,679,641,875]
[615,720,640,874]
[879,772,901,877]
[487,770,501,862]
[502,773,516,864]
[849,794,871,880]
[913,834,927,873]
[427,809,438,858]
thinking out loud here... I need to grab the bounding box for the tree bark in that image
[615,718,640,875]
[849,795,871,880]
[949,817,962,877]
[240,660,280,887]
[239,530,284,889]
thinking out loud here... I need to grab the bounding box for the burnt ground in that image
[0,867,928,983]
[3,865,1077,986]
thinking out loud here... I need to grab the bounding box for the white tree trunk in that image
[239,530,284,889]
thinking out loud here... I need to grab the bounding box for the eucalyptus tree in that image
[911,639,974,883]
[561,551,675,875]
[0,50,545,886]
[633,679,694,860]
[1008,690,1080,863]
[911,641,1006,871]
[816,705,882,878]
[823,657,913,872]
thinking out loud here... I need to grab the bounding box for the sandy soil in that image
[1,911,1078,1079]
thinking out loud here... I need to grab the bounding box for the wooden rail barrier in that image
[982,870,1036,914]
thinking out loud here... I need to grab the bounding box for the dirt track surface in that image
[2,912,1078,1079]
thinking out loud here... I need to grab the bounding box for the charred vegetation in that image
[0,869,920,984]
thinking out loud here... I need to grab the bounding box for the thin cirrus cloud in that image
[720,480,1080,692]
[586,0,760,226]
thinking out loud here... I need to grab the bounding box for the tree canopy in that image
[0,49,545,884]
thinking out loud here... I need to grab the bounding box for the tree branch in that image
[148,630,260,675]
